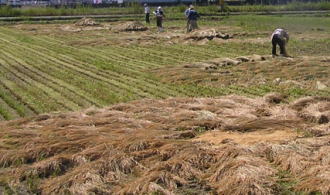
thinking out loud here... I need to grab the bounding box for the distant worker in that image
[271,28,290,57]
[185,5,191,33]
[144,3,150,24]
[153,6,165,32]
[220,0,225,13]
[187,6,200,32]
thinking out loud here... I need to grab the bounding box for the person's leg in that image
[156,17,161,32]
[159,18,163,32]
[146,13,150,24]
[279,39,287,56]
[186,19,190,33]
[191,20,198,30]
[188,20,192,32]
[272,37,277,56]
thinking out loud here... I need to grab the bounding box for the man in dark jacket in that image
[187,6,200,32]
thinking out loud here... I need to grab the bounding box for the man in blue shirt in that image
[187,6,200,32]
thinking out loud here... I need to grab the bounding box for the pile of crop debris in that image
[184,54,269,70]
[0,95,329,194]
[185,29,232,41]
[113,21,148,32]
[158,55,329,90]
[74,17,99,26]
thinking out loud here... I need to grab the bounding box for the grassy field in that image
[0,14,329,120]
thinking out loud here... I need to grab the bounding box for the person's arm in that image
[285,32,289,43]
[185,9,189,17]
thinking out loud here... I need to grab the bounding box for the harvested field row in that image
[0,54,78,111]
[0,51,89,109]
[0,30,189,97]
[0,96,20,120]
[0,38,154,98]
[4,52,98,107]
[0,17,329,120]
[0,95,329,194]
[0,38,149,99]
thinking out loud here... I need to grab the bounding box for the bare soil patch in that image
[0,95,329,194]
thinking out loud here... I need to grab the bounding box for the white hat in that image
[158,6,162,10]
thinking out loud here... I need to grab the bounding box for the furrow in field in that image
[18,50,135,104]
[0,73,44,114]
[0,97,19,120]
[0,56,74,112]
[15,51,137,104]
[0,37,151,99]
[171,44,220,59]
[1,46,101,108]
[32,53,153,99]
[98,45,179,66]
[47,45,194,97]
[27,34,183,69]
[0,84,34,117]
[0,29,194,97]
[34,35,178,69]
[130,44,213,63]
[13,34,186,89]
[227,85,262,96]
[30,48,170,98]
[52,52,183,98]
[2,36,179,98]
[2,48,110,107]
[1,51,88,110]
[52,34,176,68]
[0,109,5,120]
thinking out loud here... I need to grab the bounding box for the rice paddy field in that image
[0,14,329,120]
[0,13,329,194]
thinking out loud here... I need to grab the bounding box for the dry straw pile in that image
[74,17,99,26]
[0,94,329,194]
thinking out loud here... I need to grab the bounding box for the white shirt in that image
[271,29,289,41]
[144,7,150,14]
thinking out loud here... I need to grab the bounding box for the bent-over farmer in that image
[271,28,290,57]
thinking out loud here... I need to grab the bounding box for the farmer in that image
[184,5,191,33]
[271,28,290,57]
[220,0,225,13]
[153,6,165,32]
[187,6,200,32]
[144,3,150,24]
